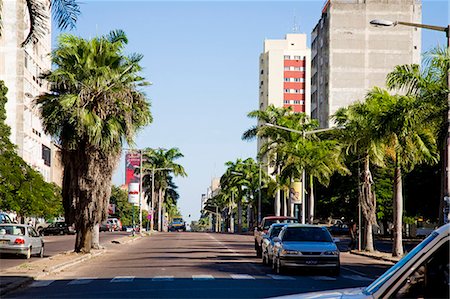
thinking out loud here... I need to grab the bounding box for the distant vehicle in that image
[262,223,288,266]
[41,222,76,236]
[273,223,450,299]
[100,221,113,232]
[169,218,185,232]
[254,216,299,257]
[271,224,340,275]
[327,223,349,235]
[0,224,44,259]
[0,212,12,224]
[107,218,122,231]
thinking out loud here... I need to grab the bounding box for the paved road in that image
[0,231,130,270]
[7,232,393,298]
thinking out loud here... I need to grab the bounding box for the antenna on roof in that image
[292,9,299,33]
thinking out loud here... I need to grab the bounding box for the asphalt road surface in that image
[0,231,129,270]
[6,232,393,298]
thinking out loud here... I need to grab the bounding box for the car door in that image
[27,227,40,254]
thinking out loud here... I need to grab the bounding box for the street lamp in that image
[370,19,450,225]
[263,123,342,224]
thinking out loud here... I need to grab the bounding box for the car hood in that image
[282,242,337,252]
[270,287,368,299]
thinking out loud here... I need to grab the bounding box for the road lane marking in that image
[68,278,96,285]
[230,274,255,280]
[192,275,215,280]
[29,280,55,287]
[152,276,174,281]
[110,276,135,282]
[311,276,337,281]
[342,274,373,282]
[341,266,375,278]
[267,274,296,280]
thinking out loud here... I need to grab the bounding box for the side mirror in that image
[273,237,281,243]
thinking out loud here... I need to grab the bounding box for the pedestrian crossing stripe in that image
[152,276,175,281]
[230,274,255,280]
[311,276,337,281]
[266,274,296,280]
[192,275,215,280]
[68,278,96,285]
[29,280,55,287]
[110,276,135,282]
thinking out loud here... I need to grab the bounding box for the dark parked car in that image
[41,222,75,236]
[327,223,349,235]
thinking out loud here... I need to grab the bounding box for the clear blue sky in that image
[54,0,448,221]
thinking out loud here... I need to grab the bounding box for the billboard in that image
[289,181,302,204]
[125,151,141,186]
[128,183,139,206]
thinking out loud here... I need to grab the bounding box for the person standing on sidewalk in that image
[348,221,357,250]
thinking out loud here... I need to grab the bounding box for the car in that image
[0,212,13,224]
[107,218,122,231]
[169,218,186,232]
[272,223,450,299]
[327,223,349,235]
[262,223,289,266]
[41,221,76,235]
[254,216,299,257]
[100,221,113,232]
[271,224,340,275]
[0,224,44,259]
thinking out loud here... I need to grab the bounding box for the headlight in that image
[322,250,339,256]
[281,249,301,255]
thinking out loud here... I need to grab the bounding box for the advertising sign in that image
[289,181,302,204]
[128,183,140,206]
[125,152,141,187]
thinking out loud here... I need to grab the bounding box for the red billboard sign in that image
[125,152,141,187]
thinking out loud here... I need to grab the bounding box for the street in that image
[0,231,129,271]
[6,232,393,298]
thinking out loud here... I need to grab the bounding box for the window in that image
[284,78,289,82]
[300,78,305,83]
[293,67,301,71]
[284,89,289,93]
[284,66,290,71]
[294,78,300,82]
[42,145,51,167]
[294,90,300,93]
[284,100,290,104]
[300,67,305,71]
[284,55,290,60]
[294,55,301,60]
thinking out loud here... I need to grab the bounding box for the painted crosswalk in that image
[192,275,215,280]
[29,280,55,287]
[311,276,337,281]
[267,274,296,280]
[230,274,256,280]
[110,276,135,283]
[152,276,175,281]
[67,278,96,285]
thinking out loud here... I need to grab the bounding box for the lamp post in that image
[263,123,342,224]
[370,19,450,225]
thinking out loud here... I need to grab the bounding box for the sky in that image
[54,0,449,222]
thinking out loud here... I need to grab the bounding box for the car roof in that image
[263,216,297,220]
[283,224,327,229]
[270,223,290,227]
[0,223,29,227]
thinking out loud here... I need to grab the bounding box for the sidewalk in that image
[349,249,402,263]
[0,234,143,296]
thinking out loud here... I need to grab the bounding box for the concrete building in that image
[0,0,62,186]
[311,0,421,128]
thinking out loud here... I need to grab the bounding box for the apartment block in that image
[311,0,421,128]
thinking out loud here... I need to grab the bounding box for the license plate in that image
[305,260,318,265]
[0,240,9,244]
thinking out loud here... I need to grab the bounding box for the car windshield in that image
[0,225,25,236]
[282,227,333,242]
[269,226,283,238]
[264,219,298,229]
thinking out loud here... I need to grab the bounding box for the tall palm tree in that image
[142,147,187,231]
[386,46,449,225]
[370,88,438,256]
[35,30,152,253]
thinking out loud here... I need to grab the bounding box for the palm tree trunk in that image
[309,175,314,224]
[283,190,288,216]
[237,195,242,233]
[158,188,162,231]
[75,225,92,253]
[361,155,375,252]
[91,223,100,249]
[393,165,404,257]
[275,189,281,216]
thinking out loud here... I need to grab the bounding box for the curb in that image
[349,250,400,263]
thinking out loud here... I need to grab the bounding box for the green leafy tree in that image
[109,186,134,226]
[36,31,152,253]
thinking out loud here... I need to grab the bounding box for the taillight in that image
[14,238,25,244]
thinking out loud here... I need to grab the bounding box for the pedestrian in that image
[348,221,357,250]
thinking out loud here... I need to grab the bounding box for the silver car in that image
[0,224,44,259]
[272,224,340,275]
[262,223,288,266]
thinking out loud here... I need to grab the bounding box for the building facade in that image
[311,0,421,128]
[0,0,63,186]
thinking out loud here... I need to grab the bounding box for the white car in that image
[273,223,449,299]
[0,224,44,259]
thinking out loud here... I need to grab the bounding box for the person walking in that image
[348,221,357,250]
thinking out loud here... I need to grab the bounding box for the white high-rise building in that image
[0,0,63,185]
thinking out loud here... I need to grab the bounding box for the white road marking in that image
[68,278,96,285]
[341,266,373,277]
[29,280,55,287]
[311,276,337,281]
[230,274,255,280]
[110,276,135,282]
[152,276,174,281]
[192,275,215,280]
[267,274,296,280]
[342,274,374,282]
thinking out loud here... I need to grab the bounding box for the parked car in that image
[41,221,75,236]
[0,224,44,259]
[100,221,113,232]
[272,224,340,275]
[254,216,299,257]
[262,223,289,266]
[327,223,349,235]
[0,212,12,224]
[273,223,449,299]
[107,218,122,231]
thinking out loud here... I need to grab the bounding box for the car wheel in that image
[39,245,44,258]
[60,230,64,235]
[24,247,31,259]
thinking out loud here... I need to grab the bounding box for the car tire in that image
[39,245,44,258]
[24,247,31,259]
[60,230,64,235]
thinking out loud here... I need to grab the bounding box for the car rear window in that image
[283,227,333,242]
[264,219,298,229]
[0,225,26,236]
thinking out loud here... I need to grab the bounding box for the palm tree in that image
[35,30,152,253]
[386,46,449,225]
[369,88,438,256]
[142,148,187,231]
